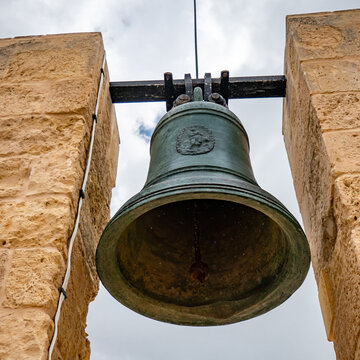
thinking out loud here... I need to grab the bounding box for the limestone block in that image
[285,10,360,359]
[77,68,119,281]
[287,10,360,61]
[0,114,86,157]
[0,309,53,360]
[54,238,94,360]
[71,234,98,306]
[2,33,103,82]
[0,77,97,117]
[3,248,65,310]
[44,78,99,117]
[282,66,312,201]
[0,157,30,198]
[330,226,360,360]
[311,92,360,131]
[302,59,360,94]
[56,295,91,360]
[334,175,360,225]
[0,84,44,116]
[0,44,11,79]
[0,196,74,254]
[323,130,360,177]
[108,103,120,182]
[53,60,118,359]
[27,150,85,202]
[0,32,118,359]
[92,79,119,189]
[78,192,109,283]
[0,250,9,292]
[283,61,334,278]
[318,269,335,341]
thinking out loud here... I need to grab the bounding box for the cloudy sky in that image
[1,0,359,359]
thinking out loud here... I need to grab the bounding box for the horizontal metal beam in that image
[110,75,286,103]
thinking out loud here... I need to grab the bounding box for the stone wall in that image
[283,9,360,360]
[0,33,119,359]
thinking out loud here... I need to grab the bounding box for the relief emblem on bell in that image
[176,125,215,155]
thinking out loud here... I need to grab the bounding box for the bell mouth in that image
[117,199,287,306]
[96,190,310,326]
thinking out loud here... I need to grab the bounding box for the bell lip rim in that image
[96,187,310,326]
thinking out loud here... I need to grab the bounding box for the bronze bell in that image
[96,88,310,326]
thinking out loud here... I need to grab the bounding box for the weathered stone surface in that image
[330,225,360,360]
[51,63,118,359]
[0,114,86,157]
[78,68,119,282]
[0,196,74,253]
[93,68,119,188]
[45,77,99,117]
[283,56,334,278]
[284,9,360,360]
[318,269,335,341]
[0,32,118,359]
[55,237,94,360]
[27,150,84,202]
[323,130,360,177]
[0,309,53,360]
[0,45,11,79]
[57,300,91,360]
[3,249,65,310]
[311,92,360,131]
[302,59,360,94]
[0,83,44,115]
[2,33,103,82]
[0,157,30,198]
[333,175,360,225]
[0,250,9,294]
[287,9,360,60]
[282,63,312,201]
[356,344,360,360]
[0,77,98,117]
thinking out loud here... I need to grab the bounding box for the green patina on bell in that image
[96,88,310,326]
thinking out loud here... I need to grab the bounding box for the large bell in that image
[96,88,310,326]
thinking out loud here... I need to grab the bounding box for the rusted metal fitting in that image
[173,94,191,107]
[208,92,227,107]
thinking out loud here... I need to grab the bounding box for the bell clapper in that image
[190,201,210,284]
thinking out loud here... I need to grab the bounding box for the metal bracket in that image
[185,73,193,100]
[58,286,67,299]
[110,74,286,107]
[170,73,218,110]
[164,72,175,112]
[204,73,212,101]
[220,70,230,104]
